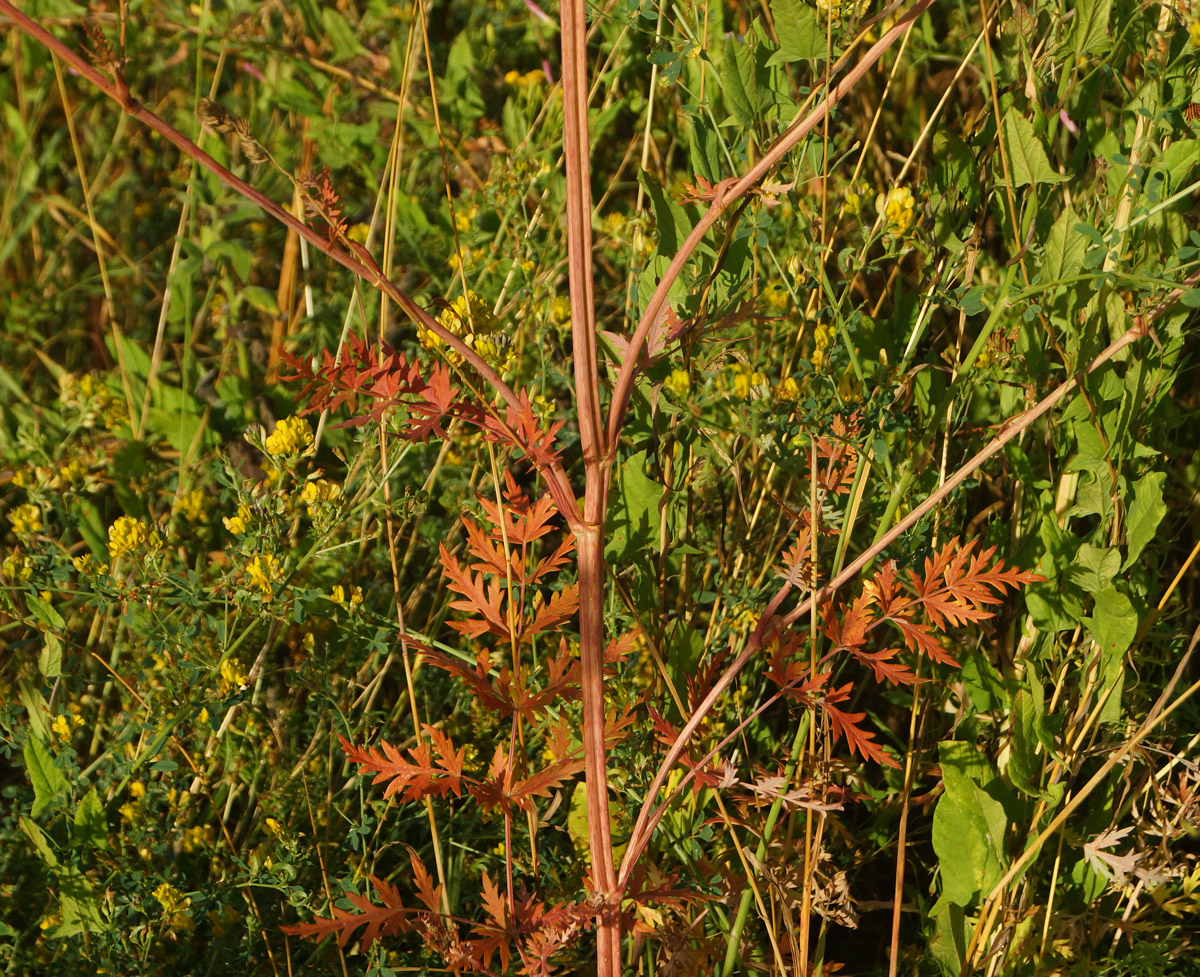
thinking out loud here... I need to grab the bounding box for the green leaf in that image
[1042,206,1086,285]
[1123,472,1166,570]
[38,633,63,679]
[25,592,65,631]
[720,34,759,127]
[767,0,824,63]
[606,451,661,562]
[933,749,1009,908]
[1071,0,1112,60]
[20,815,59,867]
[1066,544,1121,594]
[638,171,692,258]
[25,735,67,816]
[73,788,109,851]
[1083,587,1137,724]
[1000,110,1068,187]
[321,7,363,62]
[240,285,280,317]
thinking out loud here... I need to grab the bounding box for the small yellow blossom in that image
[505,68,546,90]
[130,781,146,799]
[815,0,841,19]
[843,189,862,216]
[454,204,478,233]
[264,817,284,838]
[421,291,510,369]
[299,479,342,516]
[223,505,251,535]
[153,882,193,932]
[728,365,765,400]
[2,552,33,581]
[1190,20,1200,46]
[174,489,210,523]
[40,910,61,932]
[331,584,363,611]
[883,186,916,237]
[108,516,161,560]
[245,553,280,598]
[57,459,86,487]
[663,369,691,399]
[812,322,836,371]
[120,802,140,823]
[776,376,801,401]
[264,416,314,456]
[182,824,215,853]
[51,715,72,741]
[218,659,250,695]
[837,369,864,404]
[764,285,790,311]
[10,503,42,536]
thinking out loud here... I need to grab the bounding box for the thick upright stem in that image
[576,517,620,975]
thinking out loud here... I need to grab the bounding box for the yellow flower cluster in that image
[812,322,836,371]
[505,68,546,90]
[726,364,766,400]
[108,516,162,560]
[838,369,864,404]
[1191,20,1200,46]
[763,285,790,311]
[174,489,210,523]
[153,882,193,933]
[815,0,841,19]
[51,713,84,742]
[72,553,110,578]
[331,584,363,611]
[776,376,800,401]
[218,658,250,694]
[420,291,513,371]
[245,553,280,598]
[182,824,215,853]
[548,295,572,330]
[9,503,42,535]
[300,478,342,516]
[2,552,32,581]
[57,372,127,429]
[884,186,916,237]
[663,369,690,399]
[264,416,314,456]
[223,504,251,535]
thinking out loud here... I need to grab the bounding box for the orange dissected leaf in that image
[523,585,579,642]
[478,473,563,545]
[339,728,465,802]
[440,543,511,641]
[282,875,412,950]
[822,686,900,768]
[469,743,584,814]
[467,871,512,972]
[421,647,512,715]
[408,849,441,914]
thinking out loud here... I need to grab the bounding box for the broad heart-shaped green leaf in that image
[1071,0,1112,60]
[767,0,824,63]
[932,749,1009,909]
[25,735,67,816]
[1041,205,1086,287]
[639,171,692,257]
[1084,586,1137,724]
[1123,472,1166,570]
[1000,110,1068,187]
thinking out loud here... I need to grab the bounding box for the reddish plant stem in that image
[604,0,935,451]
[0,0,581,521]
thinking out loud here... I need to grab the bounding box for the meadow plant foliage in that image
[2,0,1200,975]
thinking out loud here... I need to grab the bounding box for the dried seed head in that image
[242,139,268,165]
[233,117,254,139]
[198,97,235,133]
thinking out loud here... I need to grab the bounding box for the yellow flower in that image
[764,285,790,311]
[776,376,800,401]
[548,295,572,328]
[883,186,915,237]
[264,817,284,838]
[246,553,280,598]
[218,659,249,695]
[454,204,478,232]
[39,910,61,932]
[107,516,161,560]
[299,478,341,516]
[1190,20,1200,46]
[663,369,691,399]
[57,459,86,487]
[174,489,210,523]
[331,584,363,611]
[2,552,32,581]
[51,715,72,741]
[153,882,193,931]
[505,68,545,90]
[264,416,314,456]
[130,781,146,799]
[815,0,841,19]
[421,291,508,368]
[728,365,764,400]
[223,505,251,535]
[10,503,42,535]
[837,369,864,404]
[182,824,215,853]
[843,189,861,216]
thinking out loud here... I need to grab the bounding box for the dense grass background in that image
[2,0,1200,974]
